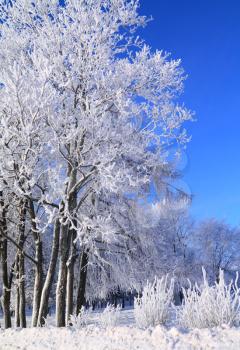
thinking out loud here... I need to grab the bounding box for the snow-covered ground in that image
[1,309,240,350]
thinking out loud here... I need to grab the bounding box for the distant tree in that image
[192,219,240,283]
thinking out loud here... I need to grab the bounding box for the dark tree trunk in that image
[14,255,20,327]
[122,293,125,309]
[56,223,70,327]
[0,239,12,329]
[38,219,60,326]
[76,250,88,315]
[66,173,78,323]
[14,253,27,328]
[0,192,12,329]
[114,295,117,308]
[8,260,16,324]
[31,239,43,327]
[19,252,26,328]
[18,201,27,328]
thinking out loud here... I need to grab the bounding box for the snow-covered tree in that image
[192,219,240,283]
[0,0,192,327]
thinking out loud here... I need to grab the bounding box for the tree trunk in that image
[31,239,43,327]
[66,220,77,322]
[8,260,16,325]
[122,293,125,309]
[66,255,74,322]
[56,168,77,327]
[0,192,11,329]
[75,195,94,316]
[19,252,26,328]
[56,222,70,327]
[15,288,20,327]
[0,238,12,329]
[18,200,27,328]
[37,219,60,326]
[14,255,20,327]
[29,200,43,327]
[76,250,88,315]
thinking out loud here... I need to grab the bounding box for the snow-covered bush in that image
[177,268,240,329]
[42,315,52,328]
[99,304,121,328]
[134,276,174,328]
[69,307,92,329]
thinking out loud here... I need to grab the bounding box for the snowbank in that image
[1,325,240,350]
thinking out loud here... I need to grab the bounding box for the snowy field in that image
[1,309,240,350]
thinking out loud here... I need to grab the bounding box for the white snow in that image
[1,309,240,350]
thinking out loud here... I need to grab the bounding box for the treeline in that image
[1,189,239,329]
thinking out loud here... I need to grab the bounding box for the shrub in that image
[177,268,240,329]
[134,275,174,328]
[42,315,51,328]
[99,304,121,328]
[69,307,92,329]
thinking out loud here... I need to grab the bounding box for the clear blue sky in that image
[139,0,240,226]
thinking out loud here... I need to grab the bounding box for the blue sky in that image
[138,0,240,226]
